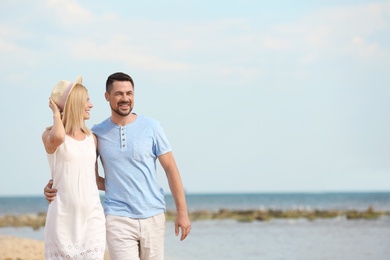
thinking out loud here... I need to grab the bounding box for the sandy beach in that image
[0,235,110,260]
[0,235,44,260]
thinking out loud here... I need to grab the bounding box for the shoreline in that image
[0,207,388,229]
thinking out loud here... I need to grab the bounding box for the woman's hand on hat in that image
[49,98,61,117]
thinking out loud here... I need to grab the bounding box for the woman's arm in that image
[42,98,66,154]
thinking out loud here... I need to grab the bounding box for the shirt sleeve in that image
[153,123,172,156]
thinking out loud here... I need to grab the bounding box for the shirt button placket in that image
[121,127,126,149]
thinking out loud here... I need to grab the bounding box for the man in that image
[45,72,191,260]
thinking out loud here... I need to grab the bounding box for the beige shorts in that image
[106,213,165,260]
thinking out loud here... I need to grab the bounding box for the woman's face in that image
[83,95,93,120]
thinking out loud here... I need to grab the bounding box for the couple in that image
[42,72,191,259]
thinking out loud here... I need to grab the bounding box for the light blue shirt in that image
[92,114,172,218]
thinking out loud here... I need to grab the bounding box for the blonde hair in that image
[47,84,92,136]
[63,84,92,136]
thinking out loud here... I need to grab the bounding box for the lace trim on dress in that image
[44,238,105,259]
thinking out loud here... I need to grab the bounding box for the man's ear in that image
[105,92,109,101]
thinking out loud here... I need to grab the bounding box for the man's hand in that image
[175,211,191,241]
[44,179,57,203]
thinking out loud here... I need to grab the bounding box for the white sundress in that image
[44,134,106,259]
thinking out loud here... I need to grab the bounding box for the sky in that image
[0,0,389,196]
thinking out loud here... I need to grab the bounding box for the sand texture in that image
[0,236,110,260]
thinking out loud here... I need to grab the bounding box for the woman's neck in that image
[69,129,86,140]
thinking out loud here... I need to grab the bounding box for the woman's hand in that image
[49,98,61,117]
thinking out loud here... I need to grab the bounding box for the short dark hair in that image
[106,72,134,92]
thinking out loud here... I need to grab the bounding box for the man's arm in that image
[44,180,57,203]
[158,151,191,241]
[93,134,105,191]
[95,160,105,191]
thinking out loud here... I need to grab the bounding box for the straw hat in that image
[50,76,82,112]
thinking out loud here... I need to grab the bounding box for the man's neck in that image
[110,113,137,126]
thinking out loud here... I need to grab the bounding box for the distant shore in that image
[0,207,388,230]
[166,206,389,222]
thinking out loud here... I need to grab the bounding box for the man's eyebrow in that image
[114,90,133,94]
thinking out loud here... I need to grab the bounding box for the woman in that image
[42,76,106,259]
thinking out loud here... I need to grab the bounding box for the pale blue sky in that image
[0,0,389,196]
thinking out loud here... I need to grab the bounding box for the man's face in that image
[105,80,134,117]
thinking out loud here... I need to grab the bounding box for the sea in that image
[1,192,390,260]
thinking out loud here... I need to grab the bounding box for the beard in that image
[111,101,133,117]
